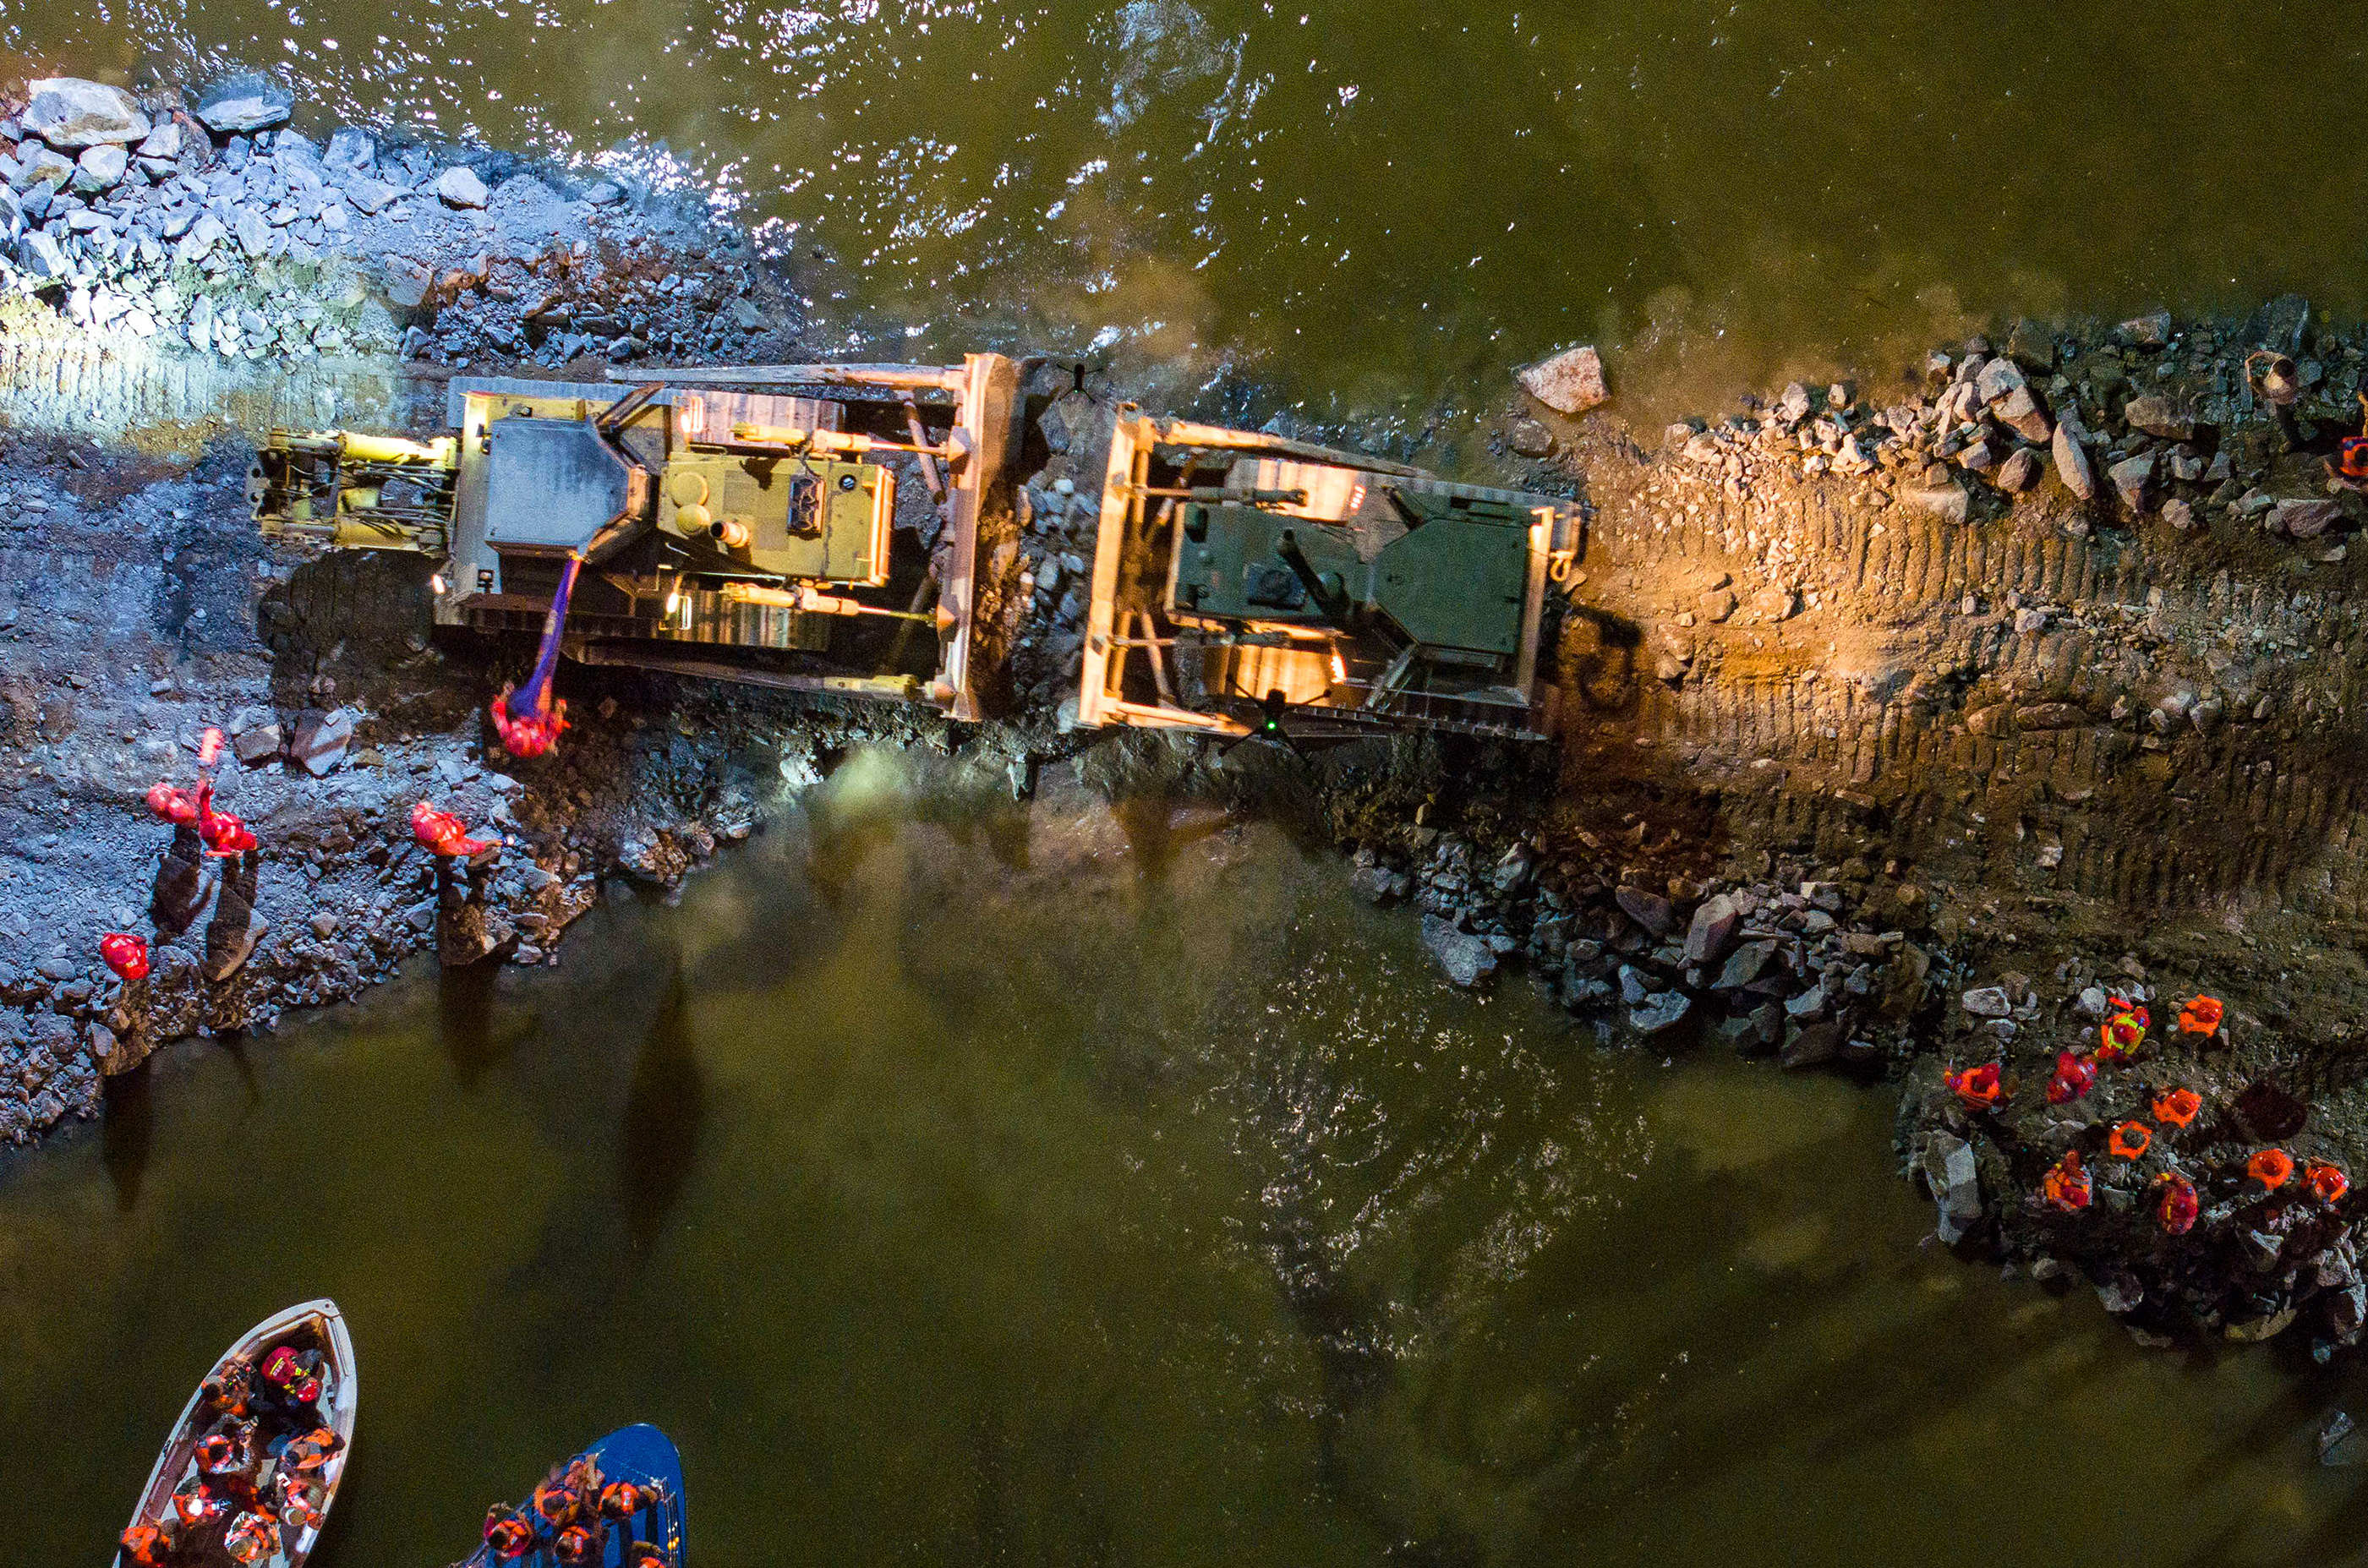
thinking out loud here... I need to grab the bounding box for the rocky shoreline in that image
[8,65,2368,1364]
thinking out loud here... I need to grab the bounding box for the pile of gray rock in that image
[0,73,799,369]
[1661,298,2365,548]
[1355,831,1933,1067]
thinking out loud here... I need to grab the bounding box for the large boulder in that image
[2122,394,2194,441]
[20,78,150,149]
[194,74,293,134]
[1420,915,1498,988]
[436,167,490,209]
[2276,499,2344,539]
[2051,422,2097,500]
[71,145,127,194]
[1517,345,1610,416]
[17,230,69,282]
[2108,452,2154,514]
[1682,893,1741,966]
[1614,884,1674,936]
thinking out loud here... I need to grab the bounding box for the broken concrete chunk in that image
[1974,357,2026,405]
[1996,447,2044,493]
[1904,482,1970,524]
[1517,344,1609,416]
[73,145,128,194]
[2108,453,2154,513]
[1714,939,1779,991]
[1779,1021,1843,1068]
[1993,385,2052,443]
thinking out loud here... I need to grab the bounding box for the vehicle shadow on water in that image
[618,956,705,1254]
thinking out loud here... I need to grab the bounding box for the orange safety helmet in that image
[2248,1148,2296,1190]
[2178,995,2223,1036]
[2306,1162,2350,1203]
[2108,1122,2152,1160]
[2151,1087,2201,1128]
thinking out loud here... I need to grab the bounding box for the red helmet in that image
[260,1346,321,1403]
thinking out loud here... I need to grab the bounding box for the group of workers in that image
[475,1455,670,1568]
[118,1341,344,1568]
[1943,991,2353,1237]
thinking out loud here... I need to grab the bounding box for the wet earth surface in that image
[11,763,2368,1567]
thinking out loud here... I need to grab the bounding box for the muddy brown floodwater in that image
[10,0,2368,431]
[6,756,2368,1565]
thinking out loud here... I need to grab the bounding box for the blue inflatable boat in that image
[455,1423,686,1568]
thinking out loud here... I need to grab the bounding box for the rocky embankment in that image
[7,62,2368,1364]
[0,71,800,418]
[1333,297,2368,1357]
[0,67,835,1145]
